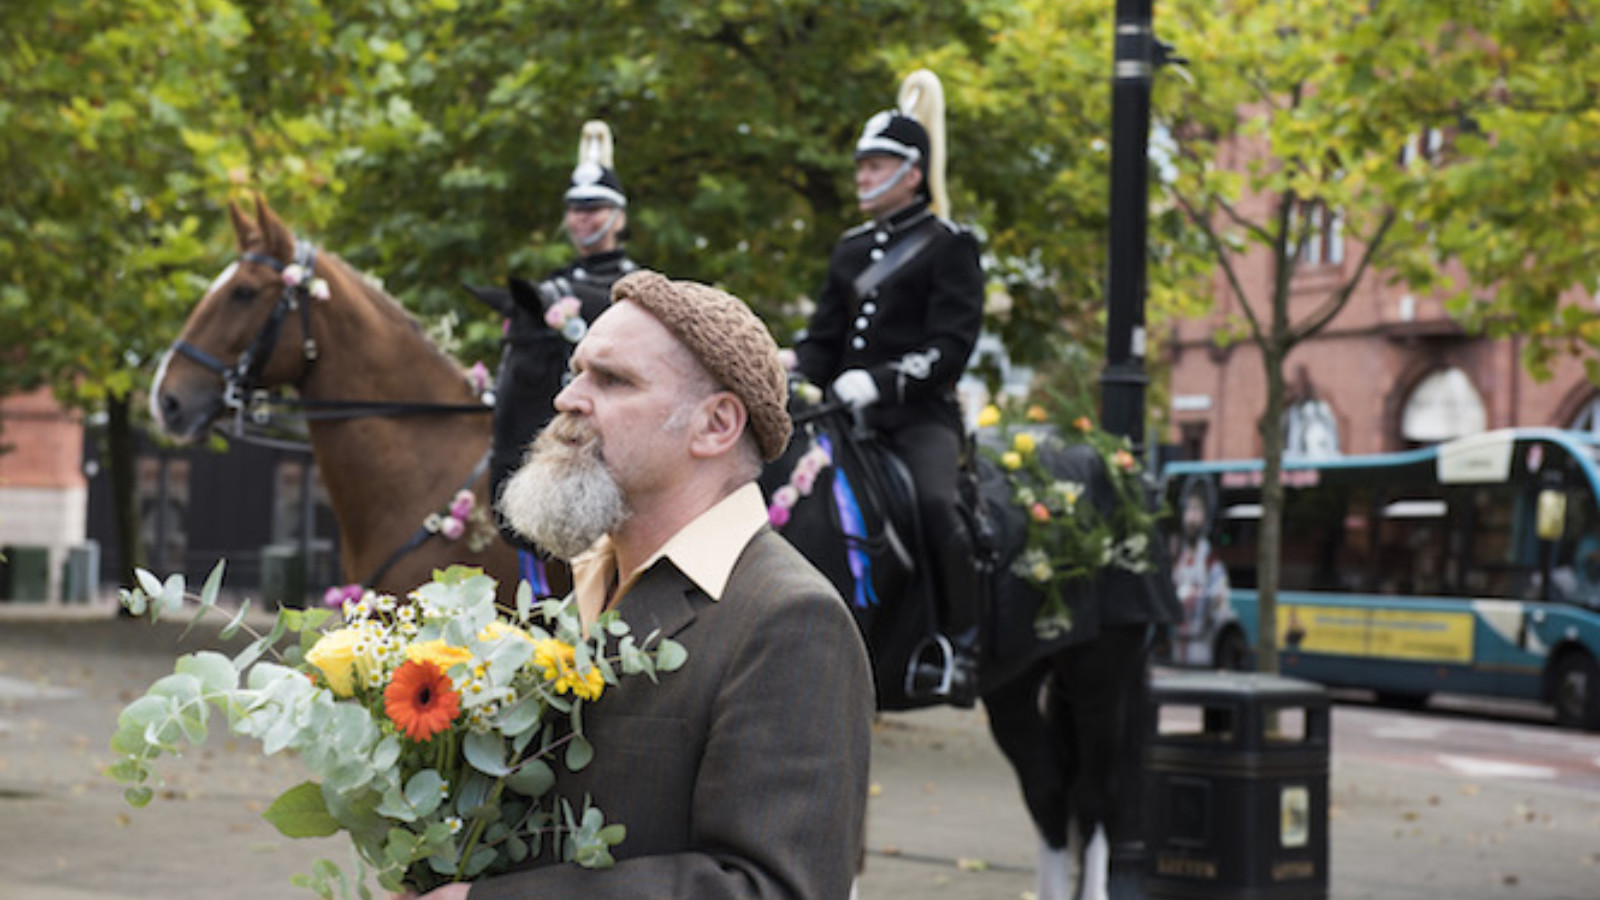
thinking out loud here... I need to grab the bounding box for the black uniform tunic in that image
[794,200,984,434]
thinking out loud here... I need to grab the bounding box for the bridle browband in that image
[169,240,490,435]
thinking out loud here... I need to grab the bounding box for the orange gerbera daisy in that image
[384,660,461,742]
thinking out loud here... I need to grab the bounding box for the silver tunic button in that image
[862,302,877,314]
[874,231,889,243]
[869,248,884,261]
[854,316,869,330]
[851,336,866,350]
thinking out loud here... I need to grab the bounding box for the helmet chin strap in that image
[575,207,623,250]
[857,155,919,204]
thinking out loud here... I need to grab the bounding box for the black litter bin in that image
[1145,671,1329,900]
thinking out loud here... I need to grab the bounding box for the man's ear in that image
[688,392,748,459]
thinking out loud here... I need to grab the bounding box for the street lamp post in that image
[1102,0,1154,450]
[1102,1,1156,898]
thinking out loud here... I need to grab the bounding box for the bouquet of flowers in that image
[977,395,1161,638]
[106,563,684,897]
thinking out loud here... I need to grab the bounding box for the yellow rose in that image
[976,405,1001,429]
[479,620,534,645]
[406,640,474,675]
[1002,451,1023,471]
[1012,432,1037,455]
[1026,405,1049,423]
[307,628,366,698]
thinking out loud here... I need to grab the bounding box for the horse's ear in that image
[252,194,296,262]
[228,199,261,251]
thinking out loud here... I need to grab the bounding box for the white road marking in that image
[1436,753,1558,780]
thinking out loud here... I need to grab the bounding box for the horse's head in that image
[150,195,322,441]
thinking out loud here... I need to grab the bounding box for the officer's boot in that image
[909,528,981,707]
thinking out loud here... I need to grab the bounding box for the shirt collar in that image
[571,482,769,623]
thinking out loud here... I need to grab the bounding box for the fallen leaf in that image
[957,858,990,872]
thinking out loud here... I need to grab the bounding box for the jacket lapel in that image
[613,562,701,642]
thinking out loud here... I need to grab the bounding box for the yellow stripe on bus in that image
[1278,604,1475,663]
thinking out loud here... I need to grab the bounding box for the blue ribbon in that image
[821,434,878,609]
[519,549,552,597]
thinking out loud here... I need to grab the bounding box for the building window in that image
[1400,367,1486,445]
[1400,127,1444,168]
[1292,200,1344,266]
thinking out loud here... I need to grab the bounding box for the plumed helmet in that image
[564,120,627,209]
[852,70,950,217]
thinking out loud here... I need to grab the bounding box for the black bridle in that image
[170,240,323,435]
[169,240,490,436]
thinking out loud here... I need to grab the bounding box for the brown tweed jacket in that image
[469,528,874,900]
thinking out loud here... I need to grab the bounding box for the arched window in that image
[1401,367,1485,444]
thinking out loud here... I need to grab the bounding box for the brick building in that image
[1163,143,1600,461]
[0,388,87,601]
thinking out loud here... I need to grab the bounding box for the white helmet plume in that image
[898,70,948,218]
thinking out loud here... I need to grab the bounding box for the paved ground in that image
[2,600,1598,899]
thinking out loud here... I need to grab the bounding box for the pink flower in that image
[466,362,490,395]
[440,516,465,541]
[773,485,800,509]
[767,504,791,528]
[1030,502,1051,523]
[282,264,305,288]
[309,279,331,301]
[792,468,817,495]
[322,583,362,609]
[449,490,475,521]
[544,296,582,329]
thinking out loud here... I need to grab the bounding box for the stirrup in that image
[905,634,976,706]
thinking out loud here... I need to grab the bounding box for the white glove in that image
[778,348,799,372]
[831,369,879,410]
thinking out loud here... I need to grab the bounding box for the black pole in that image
[1103,2,1155,899]
[1101,0,1154,450]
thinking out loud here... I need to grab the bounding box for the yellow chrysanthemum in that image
[532,638,606,701]
[405,640,474,675]
[1002,451,1023,471]
[1012,432,1037,455]
[977,405,1002,428]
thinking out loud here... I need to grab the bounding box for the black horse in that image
[759,398,1179,900]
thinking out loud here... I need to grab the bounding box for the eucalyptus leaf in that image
[263,781,342,838]
[565,734,593,771]
[504,758,554,797]
[655,639,688,672]
[462,730,509,776]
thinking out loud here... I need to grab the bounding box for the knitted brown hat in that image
[611,270,793,461]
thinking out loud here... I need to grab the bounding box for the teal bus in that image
[1160,428,1600,730]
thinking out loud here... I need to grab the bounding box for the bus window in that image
[1373,497,1447,596]
[1454,481,1537,599]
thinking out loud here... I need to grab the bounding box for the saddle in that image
[795,411,997,708]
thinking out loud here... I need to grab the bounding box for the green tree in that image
[1158,0,1600,672]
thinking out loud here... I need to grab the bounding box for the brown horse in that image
[149,196,524,602]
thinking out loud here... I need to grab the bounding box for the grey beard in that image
[497,420,630,562]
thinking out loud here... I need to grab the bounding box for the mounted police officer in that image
[467,120,638,591]
[789,70,986,704]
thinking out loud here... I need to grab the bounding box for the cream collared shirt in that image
[571,482,769,624]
